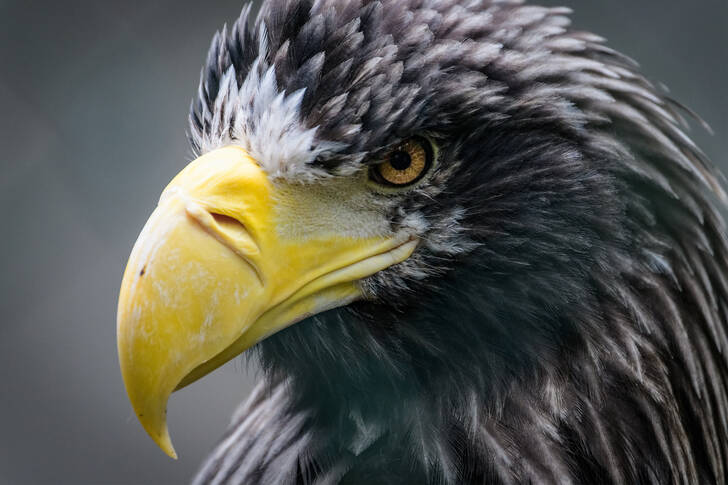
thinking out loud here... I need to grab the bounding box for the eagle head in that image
[118,1,727,482]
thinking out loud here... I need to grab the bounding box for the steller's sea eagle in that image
[117,1,728,483]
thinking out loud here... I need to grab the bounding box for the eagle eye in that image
[370,137,434,188]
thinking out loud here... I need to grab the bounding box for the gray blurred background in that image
[0,0,725,483]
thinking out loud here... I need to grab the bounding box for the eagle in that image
[116,0,728,483]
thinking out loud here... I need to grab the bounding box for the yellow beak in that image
[117,146,416,458]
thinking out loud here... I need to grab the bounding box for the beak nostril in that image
[209,212,256,249]
[206,211,260,260]
[211,212,246,232]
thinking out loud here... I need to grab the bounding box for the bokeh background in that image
[0,0,725,483]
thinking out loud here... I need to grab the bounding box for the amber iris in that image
[372,138,431,187]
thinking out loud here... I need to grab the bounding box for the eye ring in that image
[369,136,434,188]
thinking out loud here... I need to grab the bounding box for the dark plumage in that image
[188,1,728,483]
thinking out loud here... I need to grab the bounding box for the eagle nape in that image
[118,0,728,483]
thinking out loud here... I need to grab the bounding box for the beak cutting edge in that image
[117,147,417,458]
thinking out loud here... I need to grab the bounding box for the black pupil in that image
[390,150,412,171]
